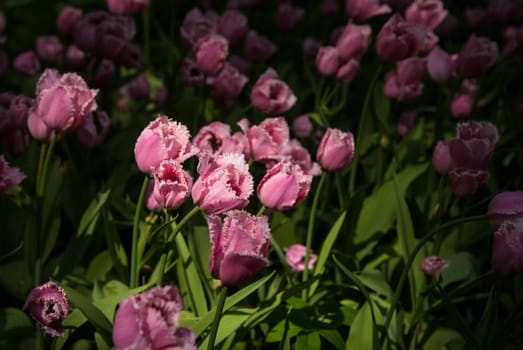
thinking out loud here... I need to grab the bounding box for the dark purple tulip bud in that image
[434,13,457,38]
[315,46,340,77]
[302,37,322,59]
[153,87,168,107]
[56,5,83,37]
[211,62,248,99]
[337,58,360,84]
[180,8,218,49]
[243,30,277,63]
[427,46,452,83]
[448,167,489,197]
[76,111,111,148]
[432,140,453,174]
[217,10,248,46]
[120,74,150,101]
[376,14,427,63]
[87,58,116,89]
[275,3,304,33]
[182,57,205,87]
[107,0,151,15]
[36,36,63,65]
[14,51,40,76]
[65,45,86,70]
[194,34,229,75]
[405,0,448,31]
[450,79,477,119]
[384,56,426,101]
[229,55,251,74]
[454,35,498,79]
[396,111,417,136]
[320,0,339,16]
[488,192,523,232]
[420,255,449,276]
[346,0,391,22]
[23,282,69,337]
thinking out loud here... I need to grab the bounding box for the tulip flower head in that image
[420,255,449,276]
[0,155,25,195]
[316,128,355,171]
[285,244,317,272]
[23,281,69,337]
[208,210,271,286]
[250,68,297,115]
[112,286,196,350]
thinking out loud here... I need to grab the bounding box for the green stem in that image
[348,64,383,196]
[36,134,57,197]
[130,177,150,288]
[208,286,228,350]
[303,172,327,299]
[169,206,200,241]
[381,214,487,343]
[256,206,266,216]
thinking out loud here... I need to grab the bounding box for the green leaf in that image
[422,328,465,350]
[354,164,427,245]
[52,309,88,350]
[53,190,111,279]
[175,233,208,317]
[440,252,479,287]
[357,270,393,298]
[198,310,252,348]
[372,81,390,127]
[191,271,275,336]
[92,280,151,322]
[94,332,112,350]
[319,329,345,350]
[0,260,33,300]
[61,285,113,345]
[87,251,113,282]
[345,302,377,350]
[266,318,302,343]
[0,307,35,349]
[296,332,322,350]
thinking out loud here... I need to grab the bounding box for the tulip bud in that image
[420,255,449,276]
[23,282,69,337]
[120,74,150,101]
[243,30,277,63]
[302,37,322,59]
[336,23,372,62]
[454,35,498,79]
[376,14,427,63]
[337,59,360,84]
[292,114,313,138]
[316,128,355,171]
[315,46,340,77]
[217,10,248,46]
[396,111,417,136]
[56,5,83,37]
[432,140,452,174]
[346,0,391,22]
[36,36,63,65]
[0,155,26,195]
[427,46,452,83]
[65,45,86,70]
[107,0,151,16]
[405,0,448,31]
[286,244,317,272]
[76,111,111,148]
[14,51,41,77]
[250,68,297,115]
[275,3,304,33]
[194,34,229,75]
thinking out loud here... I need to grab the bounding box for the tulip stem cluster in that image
[208,285,228,350]
[36,133,56,197]
[130,176,149,289]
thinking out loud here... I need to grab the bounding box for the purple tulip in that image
[107,0,151,16]
[182,58,205,87]
[286,244,317,272]
[427,46,452,83]
[180,8,218,49]
[217,10,248,46]
[346,0,391,22]
[316,128,355,171]
[396,111,417,136]
[120,74,150,101]
[337,59,360,84]
[36,36,63,64]
[384,57,426,101]
[243,30,277,63]
[405,0,448,31]
[65,45,86,70]
[194,34,229,75]
[275,3,304,33]
[113,286,196,350]
[376,14,427,63]
[335,23,372,62]
[238,117,290,163]
[292,114,313,138]
[76,111,111,148]
[14,51,40,77]
[208,210,271,286]
[315,46,340,77]
[23,282,69,337]
[454,35,498,79]
[56,5,83,37]
[210,62,248,101]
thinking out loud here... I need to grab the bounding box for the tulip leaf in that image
[345,302,377,350]
[53,190,111,279]
[0,307,36,349]
[92,280,151,322]
[266,318,302,343]
[319,329,345,350]
[175,233,208,317]
[191,271,275,336]
[61,285,113,345]
[198,310,252,348]
[357,270,393,298]
[422,328,465,350]
[52,309,88,350]
[296,332,322,350]
[95,331,112,350]
[354,163,427,245]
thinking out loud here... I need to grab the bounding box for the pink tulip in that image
[427,46,452,83]
[451,120,498,170]
[316,128,355,171]
[217,10,248,46]
[113,286,196,350]
[191,153,253,215]
[208,210,271,286]
[0,155,25,195]
[346,0,391,22]
[193,121,232,156]
[134,116,197,175]
[34,69,98,134]
[180,8,218,49]
[285,244,317,272]
[257,160,312,211]
[450,92,474,119]
[488,192,523,232]
[107,0,151,16]
[14,51,41,77]
[238,117,290,162]
[292,114,313,138]
[56,5,83,37]
[65,45,86,70]
[420,255,449,276]
[76,111,111,148]
[250,68,296,115]
[27,107,53,141]
[194,34,229,75]
[182,58,206,87]
[315,46,340,77]
[336,59,360,84]
[432,140,453,175]
[23,282,69,337]
[243,30,277,63]
[335,23,372,61]
[376,14,427,63]
[279,139,322,176]
[384,56,426,101]
[491,221,523,275]
[405,0,448,31]
[146,160,193,211]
